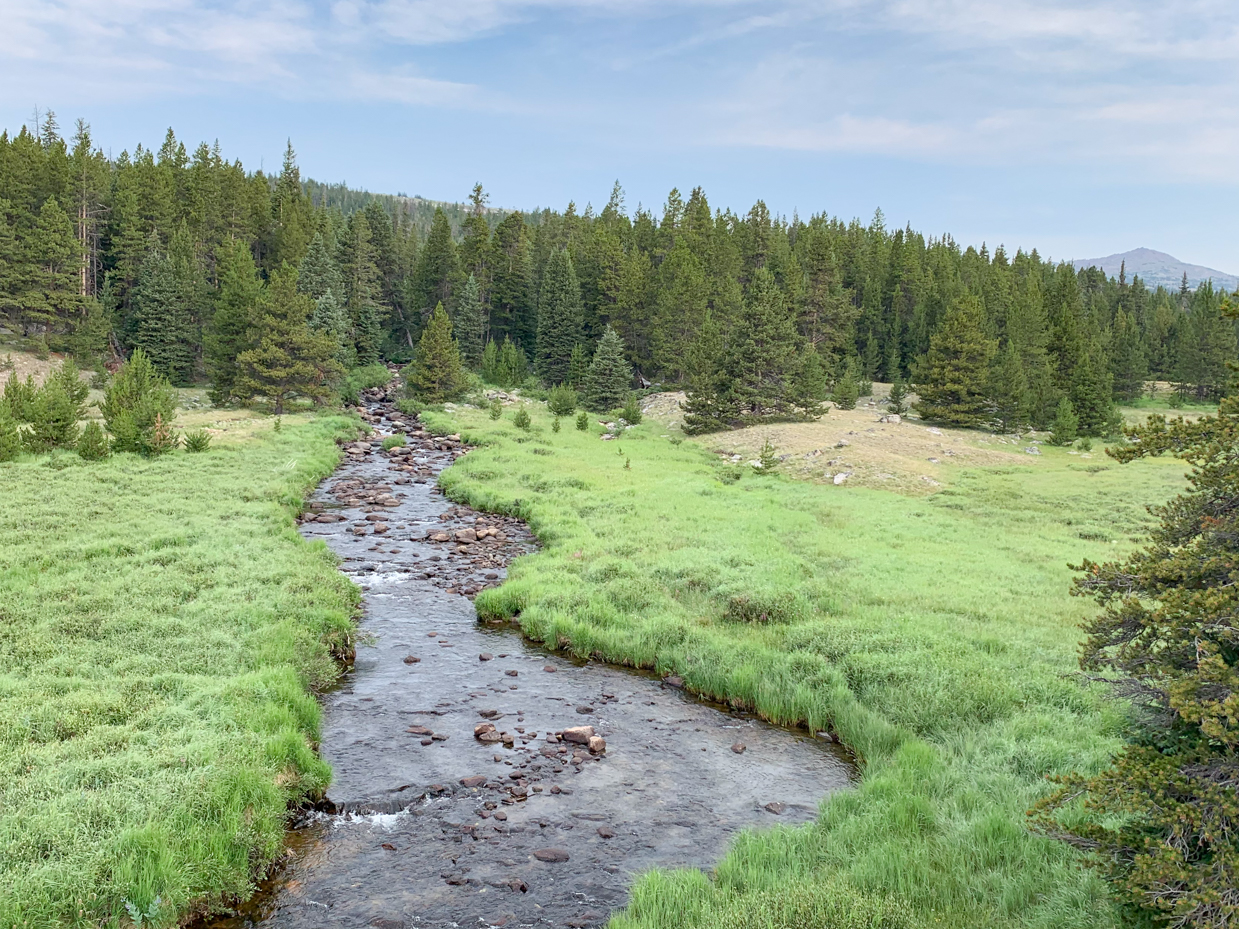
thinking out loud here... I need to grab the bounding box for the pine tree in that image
[583,326,632,412]
[566,343,588,388]
[22,373,82,453]
[406,302,466,403]
[411,207,458,318]
[913,294,997,428]
[988,342,1031,432]
[337,211,385,366]
[77,420,109,460]
[1048,397,1078,445]
[298,231,342,299]
[489,212,534,346]
[832,358,860,410]
[1070,341,1115,437]
[717,267,806,425]
[535,247,585,385]
[205,237,262,405]
[0,409,20,461]
[131,238,195,385]
[101,348,177,455]
[681,312,728,433]
[235,268,343,415]
[498,337,529,387]
[887,377,910,415]
[453,273,485,366]
[309,289,354,368]
[1110,309,1148,402]
[20,196,80,336]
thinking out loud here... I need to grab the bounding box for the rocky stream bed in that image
[200,392,855,929]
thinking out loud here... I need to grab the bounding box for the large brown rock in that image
[561,726,594,744]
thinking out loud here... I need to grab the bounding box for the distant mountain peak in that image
[1072,248,1237,292]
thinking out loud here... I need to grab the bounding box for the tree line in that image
[2,116,1236,433]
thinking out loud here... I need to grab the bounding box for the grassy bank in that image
[424,404,1187,929]
[0,414,358,928]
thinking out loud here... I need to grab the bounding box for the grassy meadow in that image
[0,412,358,928]
[424,402,1189,929]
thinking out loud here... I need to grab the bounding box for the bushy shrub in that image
[102,349,178,456]
[148,414,179,456]
[513,405,531,430]
[183,430,212,453]
[381,434,406,450]
[77,421,111,460]
[620,394,643,425]
[395,398,422,417]
[547,384,578,417]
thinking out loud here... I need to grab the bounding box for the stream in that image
[203,394,855,929]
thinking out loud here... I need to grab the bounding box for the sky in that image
[3,0,1238,270]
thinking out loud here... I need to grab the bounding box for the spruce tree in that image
[0,409,20,461]
[298,231,342,299]
[887,377,910,415]
[76,421,109,460]
[130,240,195,385]
[309,289,354,368]
[988,342,1031,432]
[583,325,633,412]
[536,247,585,385]
[1110,309,1148,402]
[206,237,262,405]
[913,294,996,428]
[566,343,588,388]
[407,302,466,403]
[498,337,529,387]
[102,348,177,455]
[411,208,458,318]
[681,312,728,434]
[453,273,485,366]
[1070,341,1115,437]
[717,268,804,425]
[1048,398,1078,445]
[832,359,860,410]
[235,269,342,415]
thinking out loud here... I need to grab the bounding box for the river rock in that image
[403,655,420,664]
[596,826,615,839]
[533,848,570,863]
[561,726,594,744]
[475,723,497,738]
[764,801,786,815]
[460,775,487,788]
[731,742,747,754]
[407,726,433,735]
[454,528,478,542]
[587,736,606,754]
[479,653,494,661]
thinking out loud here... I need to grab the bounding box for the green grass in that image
[0,415,359,928]
[423,404,1188,929]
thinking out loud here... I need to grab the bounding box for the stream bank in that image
[203,392,855,929]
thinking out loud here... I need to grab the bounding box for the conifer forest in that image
[3,116,1237,929]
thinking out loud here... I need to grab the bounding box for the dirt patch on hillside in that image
[639,390,1043,494]
[0,349,95,386]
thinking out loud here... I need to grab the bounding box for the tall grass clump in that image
[423,402,1188,929]
[0,414,359,927]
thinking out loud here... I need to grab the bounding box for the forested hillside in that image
[2,117,1235,430]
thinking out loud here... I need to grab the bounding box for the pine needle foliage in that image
[583,325,633,412]
[1034,382,1239,929]
[406,302,466,404]
[101,348,178,456]
[76,421,110,460]
[535,247,584,385]
[913,294,997,427]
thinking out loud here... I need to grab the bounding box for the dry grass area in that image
[0,347,95,385]
[641,387,1052,493]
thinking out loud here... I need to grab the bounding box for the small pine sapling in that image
[488,398,503,420]
[1048,398,1078,446]
[575,410,589,431]
[547,383,578,416]
[887,378,909,415]
[77,421,110,460]
[184,430,212,453]
[832,363,860,410]
[624,456,631,470]
[513,405,531,430]
[756,437,779,473]
[552,416,561,433]
[620,394,643,425]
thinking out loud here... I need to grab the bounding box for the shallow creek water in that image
[203,398,855,929]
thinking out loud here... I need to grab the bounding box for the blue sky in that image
[4,0,1238,270]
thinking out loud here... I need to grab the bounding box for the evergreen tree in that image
[77,420,109,460]
[1070,341,1115,437]
[913,294,997,428]
[583,325,632,412]
[235,269,342,415]
[497,337,529,387]
[411,207,458,318]
[1048,397,1078,445]
[130,239,195,385]
[298,231,342,299]
[489,212,534,347]
[988,342,1031,432]
[407,302,466,403]
[1035,395,1239,926]
[205,237,262,405]
[309,289,354,368]
[887,377,910,415]
[535,247,585,385]
[790,344,830,413]
[453,273,485,366]
[681,312,728,433]
[101,348,177,455]
[1110,309,1148,401]
[832,358,860,410]
[566,343,588,388]
[20,196,79,336]
[0,408,20,461]
[338,211,385,366]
